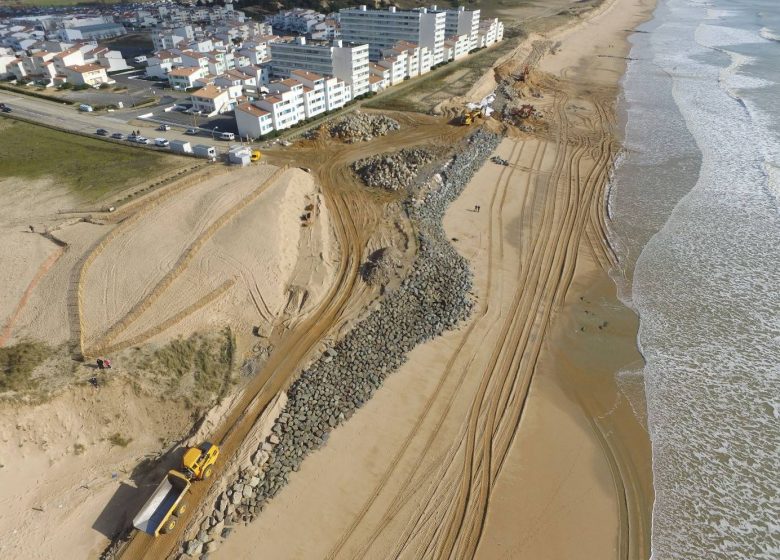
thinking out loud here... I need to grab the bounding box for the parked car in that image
[79,104,94,112]
[96,128,109,136]
[111,132,125,140]
[185,127,199,135]
[155,138,170,147]
[1,106,11,113]
[135,136,151,144]
[157,124,171,131]
[218,132,235,141]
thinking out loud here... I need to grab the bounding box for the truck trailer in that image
[132,442,219,536]
[132,470,190,536]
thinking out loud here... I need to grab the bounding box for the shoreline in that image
[209,0,659,558]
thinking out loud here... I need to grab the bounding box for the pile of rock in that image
[326,112,400,143]
[361,247,403,287]
[491,156,510,166]
[187,129,502,559]
[352,148,436,191]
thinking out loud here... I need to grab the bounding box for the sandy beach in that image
[0,0,660,558]
[212,0,656,558]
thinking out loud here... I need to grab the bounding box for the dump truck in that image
[132,443,219,536]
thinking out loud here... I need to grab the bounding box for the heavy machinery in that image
[457,108,482,126]
[250,149,262,162]
[181,442,219,480]
[132,442,219,536]
[456,92,497,125]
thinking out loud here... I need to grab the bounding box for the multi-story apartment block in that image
[290,70,327,117]
[376,51,407,87]
[235,102,275,138]
[340,6,446,64]
[439,7,480,51]
[269,37,369,98]
[267,9,324,35]
[444,34,470,61]
[477,18,504,48]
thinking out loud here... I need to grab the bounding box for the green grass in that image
[0,119,187,203]
[142,328,234,404]
[364,33,522,113]
[0,340,52,392]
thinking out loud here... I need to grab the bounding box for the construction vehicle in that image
[181,442,219,480]
[250,149,262,162]
[457,108,482,126]
[132,442,219,536]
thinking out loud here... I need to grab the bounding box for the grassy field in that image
[0,118,189,202]
[364,32,521,113]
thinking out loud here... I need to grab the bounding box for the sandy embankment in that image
[0,165,337,560]
[214,0,654,558]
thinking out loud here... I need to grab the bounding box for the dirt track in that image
[115,113,471,560]
[265,73,647,559]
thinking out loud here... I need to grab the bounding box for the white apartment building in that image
[238,63,270,86]
[444,34,470,61]
[255,89,303,131]
[290,69,326,117]
[340,5,446,64]
[439,7,480,51]
[477,18,504,48]
[381,41,426,79]
[269,37,369,98]
[377,52,406,87]
[267,9,324,35]
[235,102,275,138]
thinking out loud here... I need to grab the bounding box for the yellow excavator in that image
[133,442,220,536]
[250,149,262,162]
[457,108,482,126]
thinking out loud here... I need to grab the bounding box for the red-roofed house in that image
[168,65,206,90]
[190,84,231,116]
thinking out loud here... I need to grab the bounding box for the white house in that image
[235,102,274,139]
[168,65,206,90]
[190,84,232,116]
[64,63,110,86]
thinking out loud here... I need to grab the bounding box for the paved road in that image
[0,89,232,147]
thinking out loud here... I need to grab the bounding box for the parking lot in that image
[137,105,240,137]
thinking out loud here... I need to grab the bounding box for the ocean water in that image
[608,0,780,558]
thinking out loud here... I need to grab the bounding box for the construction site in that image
[0,1,656,559]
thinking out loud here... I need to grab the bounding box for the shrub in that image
[107,433,133,447]
[0,341,51,392]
